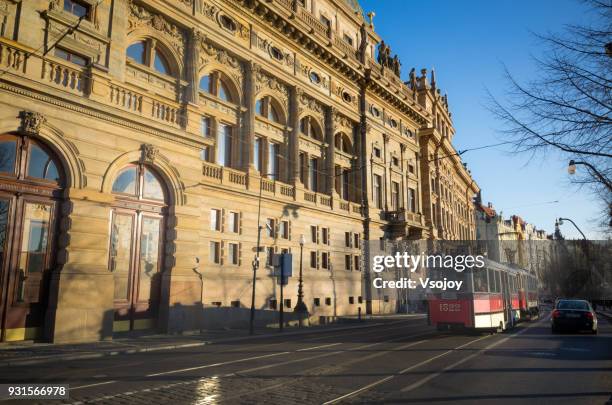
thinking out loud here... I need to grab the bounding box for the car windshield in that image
[557,300,590,310]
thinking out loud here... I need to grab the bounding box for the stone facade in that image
[0,0,477,343]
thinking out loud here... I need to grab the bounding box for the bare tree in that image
[489,0,612,227]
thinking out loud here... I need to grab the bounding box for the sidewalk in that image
[0,316,408,367]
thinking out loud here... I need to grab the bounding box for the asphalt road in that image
[0,312,610,404]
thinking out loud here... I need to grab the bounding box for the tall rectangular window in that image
[408,188,417,213]
[268,143,279,180]
[299,153,306,184]
[345,232,351,248]
[201,117,211,138]
[321,252,329,269]
[310,251,317,269]
[280,220,289,239]
[266,247,275,266]
[228,212,239,233]
[253,137,262,172]
[217,124,232,167]
[391,181,400,211]
[209,241,220,264]
[321,228,329,245]
[373,174,382,209]
[345,254,351,270]
[342,169,350,201]
[311,225,318,244]
[210,209,220,231]
[228,243,239,265]
[266,218,276,238]
[309,157,318,191]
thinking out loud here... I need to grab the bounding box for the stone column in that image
[325,106,336,196]
[187,29,201,104]
[289,86,301,185]
[243,62,257,172]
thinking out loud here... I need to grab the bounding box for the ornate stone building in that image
[0,0,477,342]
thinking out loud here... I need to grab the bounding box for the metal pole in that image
[298,243,304,326]
[279,277,284,332]
[249,177,264,335]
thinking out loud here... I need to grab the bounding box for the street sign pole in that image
[279,275,284,332]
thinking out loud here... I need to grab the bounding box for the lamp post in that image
[568,160,612,192]
[249,172,277,335]
[294,234,308,326]
[557,217,587,241]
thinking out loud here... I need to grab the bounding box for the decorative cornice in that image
[0,81,203,150]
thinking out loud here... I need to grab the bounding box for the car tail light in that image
[552,310,561,318]
[585,312,593,320]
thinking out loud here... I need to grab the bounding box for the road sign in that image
[274,253,292,285]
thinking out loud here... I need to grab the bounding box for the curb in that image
[0,320,392,367]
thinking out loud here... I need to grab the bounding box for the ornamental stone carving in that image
[19,111,46,134]
[298,92,323,118]
[333,112,354,131]
[255,70,288,104]
[141,143,159,164]
[198,38,244,87]
[128,0,186,56]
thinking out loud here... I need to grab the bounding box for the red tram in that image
[428,260,539,332]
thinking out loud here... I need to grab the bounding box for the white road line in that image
[147,328,432,378]
[145,351,290,377]
[322,334,491,404]
[71,380,117,390]
[229,334,432,376]
[400,313,545,392]
[296,342,343,351]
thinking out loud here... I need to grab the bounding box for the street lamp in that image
[557,217,587,240]
[249,172,277,335]
[568,160,612,192]
[294,234,308,326]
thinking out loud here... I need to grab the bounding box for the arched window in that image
[199,75,212,93]
[300,117,322,141]
[126,40,176,78]
[218,80,231,102]
[268,104,280,123]
[334,133,352,154]
[153,52,170,76]
[112,165,165,202]
[199,71,237,104]
[28,144,60,182]
[0,135,62,184]
[126,41,146,64]
[255,96,283,124]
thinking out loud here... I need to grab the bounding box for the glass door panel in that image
[17,202,51,304]
[110,213,135,302]
[137,216,161,303]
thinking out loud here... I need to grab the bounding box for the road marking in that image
[72,380,117,390]
[145,351,290,377]
[401,316,539,392]
[322,334,491,404]
[296,342,343,351]
[229,333,432,376]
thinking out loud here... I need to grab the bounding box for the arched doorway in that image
[0,134,64,341]
[109,163,167,333]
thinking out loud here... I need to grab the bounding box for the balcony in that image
[384,209,423,239]
[201,162,362,218]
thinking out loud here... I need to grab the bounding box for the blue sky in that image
[359,0,606,239]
